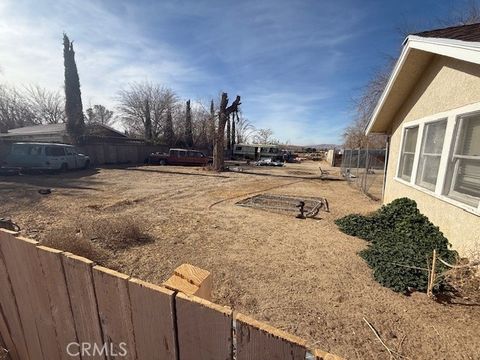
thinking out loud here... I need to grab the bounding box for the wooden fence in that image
[0,229,341,360]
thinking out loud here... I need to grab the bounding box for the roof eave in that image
[365,35,480,135]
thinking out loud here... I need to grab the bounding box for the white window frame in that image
[394,102,480,216]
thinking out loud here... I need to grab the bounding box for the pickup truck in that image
[147,148,211,166]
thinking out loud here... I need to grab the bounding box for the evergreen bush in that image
[335,198,457,293]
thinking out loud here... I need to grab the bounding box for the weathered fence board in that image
[0,229,342,360]
[92,266,137,360]
[128,278,177,360]
[0,307,16,360]
[235,313,307,360]
[62,253,105,360]
[175,292,233,360]
[0,233,61,360]
[0,232,27,360]
[36,245,79,360]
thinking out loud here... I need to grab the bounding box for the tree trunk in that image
[213,93,241,171]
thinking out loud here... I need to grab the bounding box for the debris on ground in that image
[237,193,329,218]
[0,218,20,232]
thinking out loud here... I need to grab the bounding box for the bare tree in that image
[235,115,255,144]
[253,128,276,144]
[0,85,36,132]
[213,93,241,171]
[85,104,114,126]
[117,82,177,142]
[25,85,66,124]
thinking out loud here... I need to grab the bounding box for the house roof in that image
[414,22,480,42]
[366,23,480,134]
[0,122,127,138]
[0,123,66,136]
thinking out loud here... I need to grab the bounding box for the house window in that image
[444,113,480,207]
[398,126,418,181]
[415,120,447,191]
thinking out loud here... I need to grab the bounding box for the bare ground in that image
[1,161,479,360]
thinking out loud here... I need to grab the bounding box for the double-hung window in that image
[395,104,480,214]
[415,120,447,191]
[398,126,418,181]
[444,113,480,208]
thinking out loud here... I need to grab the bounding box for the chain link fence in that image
[340,148,386,200]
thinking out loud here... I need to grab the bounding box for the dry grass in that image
[2,162,480,360]
[41,215,153,266]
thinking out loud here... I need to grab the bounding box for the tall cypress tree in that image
[185,100,193,147]
[63,34,85,140]
[164,108,175,146]
[209,100,215,150]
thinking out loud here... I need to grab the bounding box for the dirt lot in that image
[1,161,479,359]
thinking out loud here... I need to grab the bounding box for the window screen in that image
[398,126,419,181]
[445,113,480,207]
[416,120,447,191]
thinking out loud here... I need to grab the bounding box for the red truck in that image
[147,148,212,166]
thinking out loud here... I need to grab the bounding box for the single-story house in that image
[0,123,128,143]
[366,23,480,254]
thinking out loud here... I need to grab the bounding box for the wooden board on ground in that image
[313,348,345,360]
[62,253,105,360]
[92,266,136,360]
[175,292,232,360]
[235,313,307,360]
[128,277,177,360]
[0,232,27,360]
[36,245,79,360]
[0,232,61,360]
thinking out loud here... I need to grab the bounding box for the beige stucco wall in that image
[385,55,480,255]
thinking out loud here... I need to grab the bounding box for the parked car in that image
[3,142,90,171]
[255,157,285,167]
[147,148,212,166]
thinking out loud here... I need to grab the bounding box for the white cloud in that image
[0,0,209,109]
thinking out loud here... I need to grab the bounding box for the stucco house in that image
[366,23,480,255]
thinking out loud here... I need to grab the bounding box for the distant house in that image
[0,123,128,143]
[366,23,480,254]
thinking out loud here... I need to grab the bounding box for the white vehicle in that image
[5,142,90,171]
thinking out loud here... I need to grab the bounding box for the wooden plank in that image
[0,232,61,360]
[62,253,105,360]
[312,348,345,360]
[0,232,28,360]
[92,266,136,360]
[36,245,79,360]
[128,277,176,360]
[235,313,307,360]
[174,264,212,300]
[0,307,15,360]
[163,275,199,295]
[175,292,232,360]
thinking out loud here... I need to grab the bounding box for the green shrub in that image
[335,198,457,293]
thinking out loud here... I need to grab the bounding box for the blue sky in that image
[0,0,471,144]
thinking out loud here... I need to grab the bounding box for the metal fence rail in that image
[340,148,386,200]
